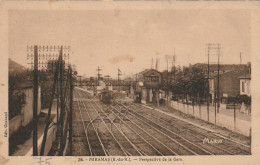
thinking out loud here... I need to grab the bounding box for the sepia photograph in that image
[7,8,252,157]
[0,1,260,165]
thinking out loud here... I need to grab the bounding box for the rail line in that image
[109,103,203,155]
[74,94,93,156]
[81,91,199,156]
[114,103,214,155]
[76,90,131,156]
[80,91,165,156]
[132,103,250,154]
[120,103,250,155]
[87,98,144,156]
[141,104,250,149]
[74,91,108,156]
[89,100,147,156]
[73,88,249,156]
[78,89,164,156]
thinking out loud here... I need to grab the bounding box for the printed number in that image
[78,158,84,162]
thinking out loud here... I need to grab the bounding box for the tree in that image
[9,71,31,119]
[189,66,207,102]
[170,65,207,103]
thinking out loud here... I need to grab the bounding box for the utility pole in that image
[59,46,64,155]
[118,68,122,91]
[77,76,82,87]
[169,54,176,100]
[240,52,242,66]
[217,44,221,114]
[155,58,159,71]
[33,45,38,156]
[166,55,169,106]
[206,43,222,120]
[56,64,59,136]
[69,66,73,155]
[97,66,102,81]
[233,101,236,131]
[207,44,210,122]
[165,55,169,106]
[173,53,176,82]
[151,58,153,69]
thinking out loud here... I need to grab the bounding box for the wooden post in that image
[199,94,201,119]
[249,128,252,154]
[33,45,38,156]
[69,66,73,155]
[234,103,236,131]
[59,46,64,155]
[207,44,210,122]
[214,93,217,125]
[56,63,60,138]
[192,97,194,116]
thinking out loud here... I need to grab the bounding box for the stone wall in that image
[9,87,41,136]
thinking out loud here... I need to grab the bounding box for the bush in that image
[40,83,53,109]
[227,95,251,105]
[9,90,26,119]
[9,72,30,119]
[237,95,251,105]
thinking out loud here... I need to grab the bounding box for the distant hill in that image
[9,58,26,73]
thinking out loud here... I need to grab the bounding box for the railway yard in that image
[71,88,250,156]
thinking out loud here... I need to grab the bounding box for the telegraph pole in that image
[33,45,38,156]
[240,52,242,66]
[207,44,210,122]
[69,66,73,155]
[217,44,221,113]
[97,66,102,81]
[151,58,153,69]
[59,46,64,155]
[118,68,122,91]
[173,53,176,82]
[206,43,222,121]
[165,55,169,106]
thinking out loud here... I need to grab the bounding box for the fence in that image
[170,100,251,136]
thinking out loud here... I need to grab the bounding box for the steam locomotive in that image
[99,90,113,104]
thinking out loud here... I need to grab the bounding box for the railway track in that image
[80,89,203,155]
[72,88,250,156]
[77,89,168,156]
[73,91,107,156]
[116,102,250,155]
[75,90,144,156]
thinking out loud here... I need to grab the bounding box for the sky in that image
[9,9,251,78]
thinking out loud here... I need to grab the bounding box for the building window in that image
[145,76,159,82]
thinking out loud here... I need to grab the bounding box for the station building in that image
[135,69,163,104]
